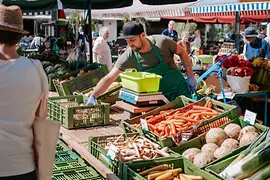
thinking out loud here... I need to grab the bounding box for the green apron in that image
[134,39,191,101]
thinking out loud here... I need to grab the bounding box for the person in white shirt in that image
[93,26,113,70]
[0,4,48,180]
[191,29,201,50]
[30,32,44,49]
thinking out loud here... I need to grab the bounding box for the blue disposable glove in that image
[187,76,197,92]
[86,95,96,106]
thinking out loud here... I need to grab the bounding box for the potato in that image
[221,138,239,150]
[182,148,201,162]
[206,128,228,146]
[214,146,234,159]
[224,123,241,139]
[201,143,219,160]
[239,132,259,147]
[193,152,210,168]
[238,126,257,141]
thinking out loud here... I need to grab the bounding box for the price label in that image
[140,119,148,131]
[107,144,118,161]
[244,110,257,125]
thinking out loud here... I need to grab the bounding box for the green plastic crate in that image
[121,96,196,136]
[122,157,219,180]
[53,159,88,173]
[54,150,80,164]
[88,133,179,179]
[56,140,70,152]
[205,155,237,179]
[171,116,268,168]
[52,167,102,180]
[122,96,238,148]
[48,95,110,129]
[53,63,109,96]
[73,85,122,105]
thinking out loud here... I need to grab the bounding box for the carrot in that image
[192,105,212,111]
[139,164,169,176]
[153,130,160,136]
[170,122,176,136]
[165,126,170,137]
[160,131,165,136]
[182,174,203,180]
[194,115,201,121]
[145,115,154,120]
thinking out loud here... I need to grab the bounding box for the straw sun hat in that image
[0,4,28,34]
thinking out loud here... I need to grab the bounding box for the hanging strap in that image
[31,59,48,119]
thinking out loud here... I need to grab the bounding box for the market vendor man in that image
[86,22,196,105]
[243,27,270,61]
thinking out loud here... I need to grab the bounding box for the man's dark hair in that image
[0,30,22,46]
[258,25,267,32]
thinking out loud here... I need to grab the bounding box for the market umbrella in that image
[2,0,57,12]
[60,0,197,9]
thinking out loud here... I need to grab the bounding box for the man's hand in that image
[187,76,197,92]
[86,95,96,106]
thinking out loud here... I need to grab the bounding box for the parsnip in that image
[179,174,188,180]
[155,171,174,180]
[147,171,168,180]
[139,164,170,176]
[182,174,203,180]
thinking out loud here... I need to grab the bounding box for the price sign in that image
[140,119,148,131]
[107,144,118,161]
[244,110,257,125]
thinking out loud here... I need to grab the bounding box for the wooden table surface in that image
[49,91,125,180]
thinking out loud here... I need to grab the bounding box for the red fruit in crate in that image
[69,76,76,80]
[79,70,85,74]
[57,78,62,82]
[88,69,93,73]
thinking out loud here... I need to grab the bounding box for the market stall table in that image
[58,109,125,180]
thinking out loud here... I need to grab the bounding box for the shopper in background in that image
[93,26,113,71]
[177,31,191,54]
[162,20,178,42]
[86,22,196,105]
[30,32,44,49]
[257,25,267,39]
[0,4,48,180]
[191,29,201,50]
[77,26,90,61]
[243,27,270,61]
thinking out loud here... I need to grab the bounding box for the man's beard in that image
[130,37,143,52]
[131,46,141,52]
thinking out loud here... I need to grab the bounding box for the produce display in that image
[104,135,170,162]
[56,69,92,83]
[143,100,221,138]
[182,124,260,168]
[219,128,270,180]
[138,165,203,180]
[29,51,72,80]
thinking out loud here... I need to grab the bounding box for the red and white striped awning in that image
[91,0,194,19]
[192,9,270,17]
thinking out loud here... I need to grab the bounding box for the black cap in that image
[118,22,144,39]
[243,27,258,37]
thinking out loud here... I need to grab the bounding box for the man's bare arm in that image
[175,44,194,77]
[91,67,122,98]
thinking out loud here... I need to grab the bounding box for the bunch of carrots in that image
[144,100,221,138]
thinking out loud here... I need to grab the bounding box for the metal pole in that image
[235,11,240,50]
[88,0,93,64]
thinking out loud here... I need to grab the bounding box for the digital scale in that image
[115,88,169,119]
[118,88,169,107]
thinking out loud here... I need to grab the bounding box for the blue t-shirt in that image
[245,38,270,61]
[162,29,178,42]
